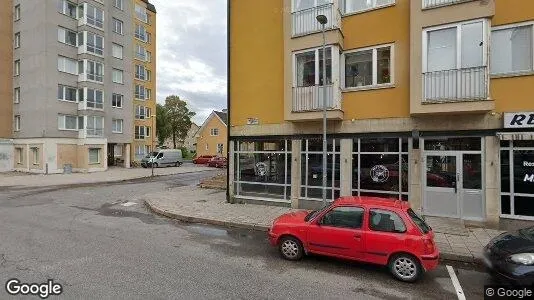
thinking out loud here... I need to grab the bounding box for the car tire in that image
[388,253,422,283]
[278,236,304,261]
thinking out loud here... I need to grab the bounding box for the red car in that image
[207,156,227,168]
[193,155,215,164]
[268,197,439,282]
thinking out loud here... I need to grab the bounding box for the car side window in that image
[157,153,163,159]
[369,209,406,233]
[319,206,364,229]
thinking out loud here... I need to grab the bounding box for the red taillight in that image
[423,239,435,255]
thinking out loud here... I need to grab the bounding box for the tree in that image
[164,95,196,149]
[156,103,170,146]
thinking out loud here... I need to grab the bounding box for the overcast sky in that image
[151,0,227,125]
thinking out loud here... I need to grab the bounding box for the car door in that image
[306,206,365,260]
[364,208,408,265]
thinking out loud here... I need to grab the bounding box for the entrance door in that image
[424,154,460,218]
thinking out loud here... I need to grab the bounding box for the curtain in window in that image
[491,26,533,74]
[427,27,457,72]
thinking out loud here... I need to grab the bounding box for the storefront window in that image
[424,137,481,151]
[234,140,291,201]
[301,139,341,201]
[353,138,409,200]
[513,150,534,194]
[501,140,534,218]
[463,154,482,190]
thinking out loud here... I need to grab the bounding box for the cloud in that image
[151,0,227,124]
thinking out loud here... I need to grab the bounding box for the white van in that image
[141,149,183,168]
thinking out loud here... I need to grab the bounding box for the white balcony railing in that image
[292,3,339,37]
[292,85,340,112]
[423,66,488,102]
[423,0,469,9]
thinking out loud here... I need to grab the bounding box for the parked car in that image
[483,227,534,285]
[141,149,183,168]
[268,197,439,282]
[208,156,227,168]
[193,155,216,164]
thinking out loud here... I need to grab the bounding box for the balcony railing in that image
[423,66,488,103]
[292,3,338,37]
[86,128,104,137]
[423,0,471,9]
[292,85,339,112]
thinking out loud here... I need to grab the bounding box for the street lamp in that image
[150,114,156,177]
[316,14,328,207]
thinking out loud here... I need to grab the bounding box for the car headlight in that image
[509,253,534,265]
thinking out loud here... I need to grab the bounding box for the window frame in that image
[14,32,20,48]
[135,84,147,100]
[58,114,81,131]
[58,56,77,75]
[58,26,78,47]
[84,31,104,56]
[31,147,39,165]
[85,88,104,110]
[84,59,104,83]
[88,148,100,164]
[14,59,20,76]
[58,84,78,102]
[292,45,335,87]
[86,116,104,137]
[135,24,148,42]
[58,0,77,19]
[112,43,123,59]
[342,43,395,90]
[112,93,123,108]
[14,115,21,132]
[318,206,365,229]
[113,0,123,10]
[112,68,124,84]
[342,0,395,16]
[368,208,407,233]
[84,3,105,30]
[490,21,534,77]
[14,87,20,104]
[113,18,124,35]
[14,4,20,21]
[210,128,220,136]
[112,119,123,134]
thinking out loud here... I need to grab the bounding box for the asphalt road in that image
[0,171,495,299]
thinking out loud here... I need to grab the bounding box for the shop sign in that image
[370,165,389,183]
[504,112,534,128]
[523,161,534,183]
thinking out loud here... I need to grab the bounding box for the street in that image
[0,171,493,299]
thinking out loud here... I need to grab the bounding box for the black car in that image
[484,227,534,285]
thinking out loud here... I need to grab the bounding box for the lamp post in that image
[316,14,328,207]
[151,114,156,177]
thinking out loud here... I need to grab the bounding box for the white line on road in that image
[447,265,466,300]
[121,202,137,207]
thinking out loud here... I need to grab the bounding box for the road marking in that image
[121,202,137,207]
[447,265,466,300]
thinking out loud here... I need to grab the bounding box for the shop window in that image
[514,197,534,217]
[501,195,511,215]
[301,139,341,201]
[501,150,510,193]
[500,142,534,218]
[463,154,482,190]
[514,150,534,194]
[424,137,481,151]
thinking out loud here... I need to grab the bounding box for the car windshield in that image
[407,209,431,234]
[518,227,534,240]
[304,203,333,222]
[145,152,159,158]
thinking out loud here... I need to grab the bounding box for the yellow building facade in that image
[229,0,534,226]
[196,111,228,157]
[132,0,156,161]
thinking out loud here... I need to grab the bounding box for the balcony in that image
[422,0,473,9]
[292,3,339,37]
[292,85,341,112]
[423,66,488,103]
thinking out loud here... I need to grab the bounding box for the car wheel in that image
[388,254,422,283]
[279,236,303,261]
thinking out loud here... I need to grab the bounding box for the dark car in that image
[207,156,227,168]
[484,227,534,285]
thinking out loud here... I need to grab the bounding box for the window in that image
[217,143,224,154]
[369,209,406,233]
[58,85,77,102]
[58,27,77,46]
[135,126,147,139]
[146,70,151,81]
[320,207,364,229]
[85,32,104,55]
[14,4,20,21]
[58,115,80,130]
[146,126,151,138]
[344,0,394,14]
[135,4,148,23]
[136,44,147,61]
[14,32,20,48]
[135,84,146,99]
[58,0,76,18]
[16,148,22,164]
[85,60,104,82]
[112,43,123,59]
[112,119,123,133]
[408,209,431,234]
[89,148,100,164]
[85,4,104,29]
[31,147,39,165]
[112,69,123,84]
[344,44,393,88]
[86,88,104,109]
[135,106,150,119]
[491,24,534,75]
[14,87,20,104]
[113,18,123,34]
[210,128,219,136]
[14,60,20,76]
[135,24,147,42]
[147,32,152,44]
[86,116,104,137]
[114,0,123,10]
[295,47,332,87]
[205,144,209,151]
[114,145,123,157]
[14,115,20,131]
[112,94,123,108]
[147,51,152,62]
[146,89,152,100]
[135,65,147,80]
[301,139,340,200]
[57,56,77,74]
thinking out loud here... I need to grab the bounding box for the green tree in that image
[156,103,170,146]
[164,95,196,149]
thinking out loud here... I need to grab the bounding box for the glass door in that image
[424,154,459,218]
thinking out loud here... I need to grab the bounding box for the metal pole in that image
[321,23,327,207]
[151,115,155,177]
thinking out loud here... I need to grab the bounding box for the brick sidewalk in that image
[0,165,213,187]
[144,186,505,265]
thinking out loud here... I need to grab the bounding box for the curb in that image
[144,199,270,232]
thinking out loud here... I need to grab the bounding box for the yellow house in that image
[196,110,228,157]
[229,0,534,226]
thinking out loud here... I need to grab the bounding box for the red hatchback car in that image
[193,155,215,164]
[268,197,439,282]
[207,156,227,168]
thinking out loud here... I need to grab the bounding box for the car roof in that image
[334,196,410,210]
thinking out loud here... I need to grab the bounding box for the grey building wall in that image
[12,0,134,143]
